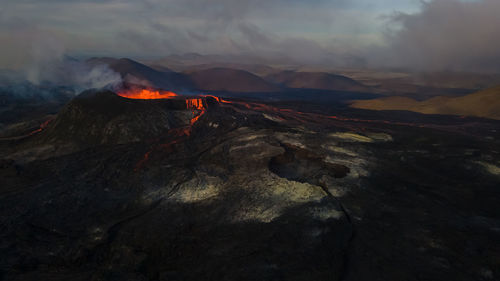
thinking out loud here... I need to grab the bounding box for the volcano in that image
[33,89,220,151]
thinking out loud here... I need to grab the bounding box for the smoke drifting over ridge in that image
[24,38,121,91]
[25,56,122,92]
[0,23,122,91]
[1,0,500,72]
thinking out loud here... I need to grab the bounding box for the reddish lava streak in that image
[0,118,54,141]
[28,119,53,136]
[220,99,477,134]
[134,150,151,171]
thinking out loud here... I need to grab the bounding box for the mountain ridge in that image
[267,71,372,93]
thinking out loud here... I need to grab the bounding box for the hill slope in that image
[188,68,281,93]
[87,58,194,91]
[351,86,500,120]
[266,71,371,92]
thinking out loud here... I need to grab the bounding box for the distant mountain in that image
[152,53,231,70]
[150,54,282,75]
[160,52,207,64]
[395,72,500,90]
[148,65,175,73]
[87,58,194,91]
[182,63,277,76]
[266,71,372,92]
[187,68,282,93]
[351,85,500,120]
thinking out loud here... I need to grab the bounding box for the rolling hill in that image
[351,85,500,120]
[266,71,372,92]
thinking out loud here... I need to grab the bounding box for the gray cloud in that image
[0,0,387,65]
[1,0,499,74]
[376,0,500,72]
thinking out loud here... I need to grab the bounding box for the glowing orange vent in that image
[117,89,178,99]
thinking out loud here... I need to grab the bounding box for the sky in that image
[1,0,499,72]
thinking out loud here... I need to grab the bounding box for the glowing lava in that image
[186,98,206,126]
[117,89,178,99]
[117,89,208,126]
[186,98,205,110]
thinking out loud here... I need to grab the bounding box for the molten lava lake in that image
[117,88,179,100]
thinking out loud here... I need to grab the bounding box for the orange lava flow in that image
[186,98,205,110]
[117,89,179,99]
[186,98,206,126]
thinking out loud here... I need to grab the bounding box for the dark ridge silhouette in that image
[187,67,282,93]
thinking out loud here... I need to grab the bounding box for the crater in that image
[269,143,350,187]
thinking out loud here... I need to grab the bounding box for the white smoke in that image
[63,61,123,92]
[5,32,123,92]
[24,48,122,92]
